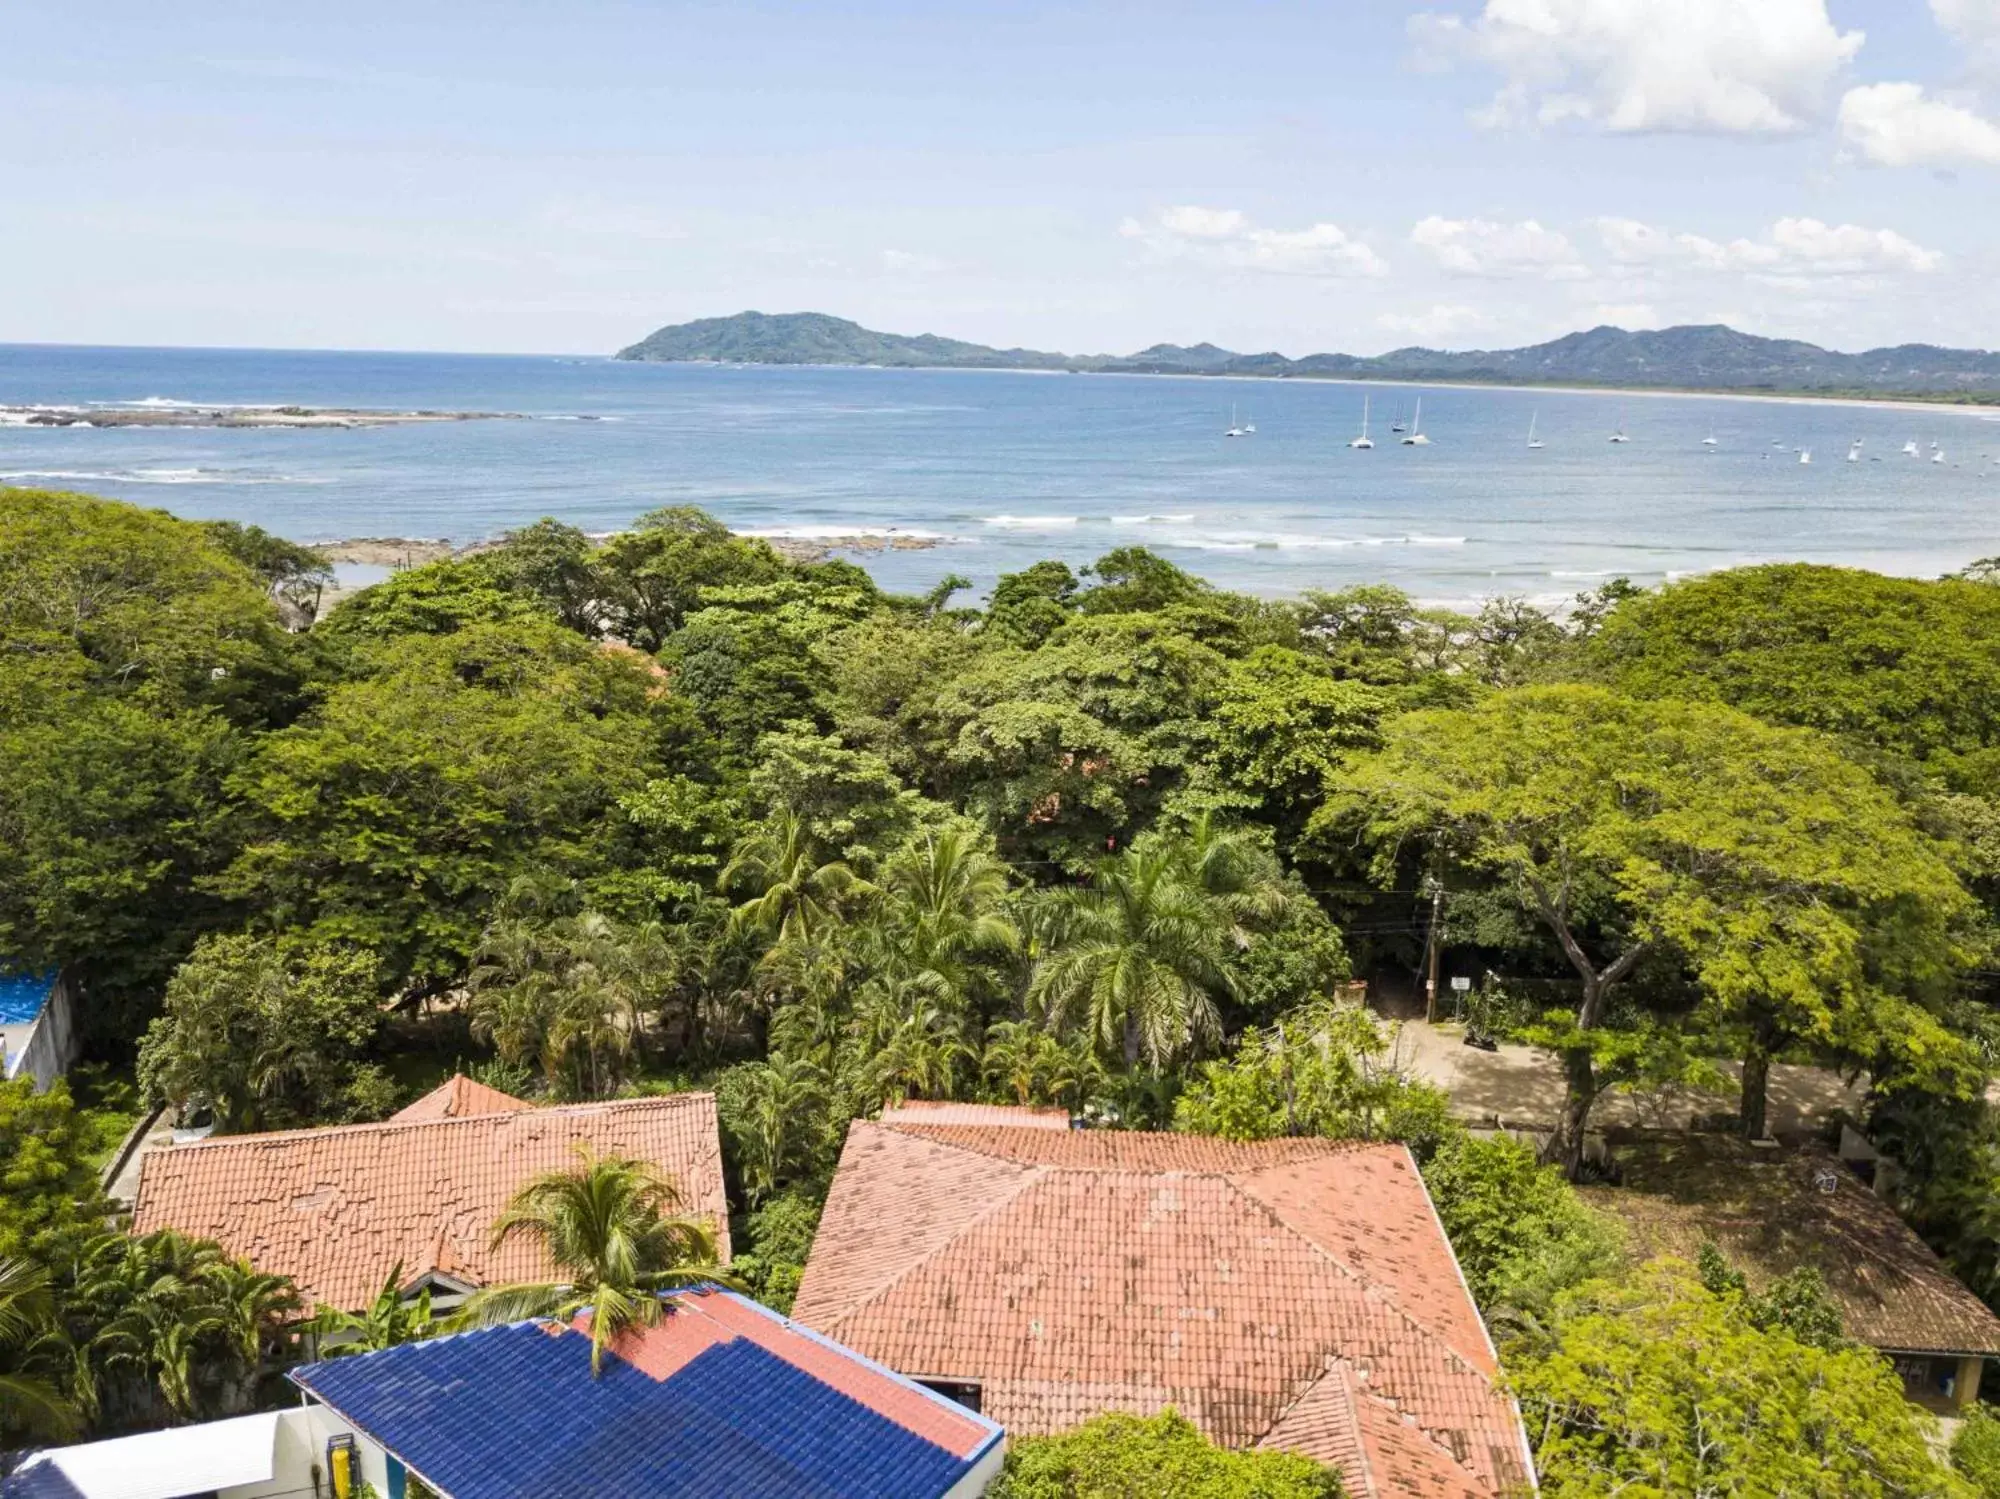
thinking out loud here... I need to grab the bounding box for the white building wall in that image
[944,1437,1007,1498]
[220,1408,321,1499]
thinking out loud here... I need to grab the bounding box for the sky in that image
[4,0,1999,357]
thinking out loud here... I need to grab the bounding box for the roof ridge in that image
[1226,1160,1497,1382]
[882,1123,1384,1174]
[820,1127,1046,1342]
[1347,1371,1502,1496]
[1219,1174,1506,1469]
[158,1090,717,1152]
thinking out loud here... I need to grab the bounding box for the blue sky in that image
[5,1,1997,355]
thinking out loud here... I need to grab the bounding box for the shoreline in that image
[617,357,2000,417]
[316,529,946,569]
[1,404,522,430]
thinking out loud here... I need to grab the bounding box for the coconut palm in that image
[875,826,1020,984]
[1028,843,1236,1069]
[0,1257,77,1441]
[1165,810,1298,943]
[851,987,978,1107]
[981,1019,1102,1110]
[456,1148,731,1375]
[722,807,872,948]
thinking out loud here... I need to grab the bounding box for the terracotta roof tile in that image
[132,1093,729,1312]
[1583,1137,2000,1358]
[877,1101,1072,1130]
[793,1116,1531,1497]
[389,1074,532,1123]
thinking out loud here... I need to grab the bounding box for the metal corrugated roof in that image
[6,1411,280,1499]
[292,1307,987,1499]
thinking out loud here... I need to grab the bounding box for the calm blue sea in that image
[4,342,2000,605]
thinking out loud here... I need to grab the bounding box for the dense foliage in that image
[992,1410,1342,1498]
[1512,1260,1968,1498]
[11,486,2000,1482]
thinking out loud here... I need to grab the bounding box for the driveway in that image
[1389,1019,1867,1135]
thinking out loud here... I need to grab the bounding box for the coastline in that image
[618,356,2000,417]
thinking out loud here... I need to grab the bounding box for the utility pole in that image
[1423,879,1444,1024]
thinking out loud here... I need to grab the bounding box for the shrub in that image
[993,1410,1341,1499]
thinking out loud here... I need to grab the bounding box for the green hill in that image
[616,311,2000,400]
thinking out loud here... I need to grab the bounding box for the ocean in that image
[4,342,1999,606]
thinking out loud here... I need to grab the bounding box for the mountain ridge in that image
[615,311,2000,400]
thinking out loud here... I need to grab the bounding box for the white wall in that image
[221,1408,321,1499]
[8,974,78,1092]
[945,1437,1007,1498]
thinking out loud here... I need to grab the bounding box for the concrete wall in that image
[6,974,78,1092]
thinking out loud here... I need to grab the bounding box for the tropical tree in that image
[0,1257,77,1442]
[721,806,873,949]
[456,1148,729,1375]
[312,1264,436,1356]
[718,1057,834,1204]
[1028,843,1235,1069]
[1512,1259,1970,1498]
[1328,685,1977,1172]
[980,1020,1102,1111]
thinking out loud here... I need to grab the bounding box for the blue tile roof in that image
[292,1320,985,1499]
[0,970,55,1027]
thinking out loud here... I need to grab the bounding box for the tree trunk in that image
[1739,1015,1777,1140]
[1541,1042,1599,1177]
[1122,1012,1141,1070]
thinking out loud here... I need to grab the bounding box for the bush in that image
[993,1410,1341,1499]
[1420,1133,1620,1315]
[732,1188,824,1314]
[1954,1408,2000,1497]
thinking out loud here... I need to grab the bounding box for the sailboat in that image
[1799,448,1812,465]
[1390,404,1407,434]
[1349,395,1374,450]
[1242,412,1256,434]
[1225,403,1246,438]
[1400,398,1430,446]
[1702,427,1719,448]
[1609,413,1630,444]
[1903,439,1920,456]
[1933,448,1947,464]
[1847,440,1862,463]
[1526,411,1544,450]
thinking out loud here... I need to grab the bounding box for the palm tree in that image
[1028,843,1236,1069]
[456,1148,731,1375]
[851,987,978,1107]
[722,807,872,948]
[981,1019,1102,1110]
[312,1264,436,1356]
[197,1258,302,1412]
[876,826,1020,984]
[724,1056,832,1204]
[1166,810,1298,944]
[0,1257,77,1441]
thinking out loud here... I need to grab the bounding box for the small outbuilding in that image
[1582,1135,2000,1412]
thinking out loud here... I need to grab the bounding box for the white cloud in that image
[879,249,947,275]
[1120,206,1388,277]
[1588,302,1661,328]
[1838,81,2000,165]
[1412,0,1864,134]
[1377,304,1495,341]
[1932,0,2000,74]
[1593,215,1942,275]
[1409,216,1586,278]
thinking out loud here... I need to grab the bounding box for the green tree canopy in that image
[993,1410,1340,1499]
[1325,685,1977,1170]
[1513,1259,1969,1498]
[1591,564,2000,792]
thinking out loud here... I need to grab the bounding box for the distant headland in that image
[616,310,2000,404]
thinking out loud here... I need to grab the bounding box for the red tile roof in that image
[389,1074,532,1123]
[793,1114,1529,1497]
[132,1093,729,1312]
[877,1101,1072,1130]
